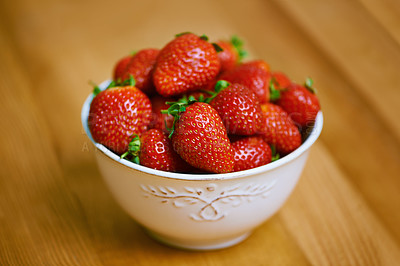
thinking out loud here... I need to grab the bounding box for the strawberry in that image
[276,78,321,128]
[208,80,266,135]
[216,36,247,72]
[121,129,192,172]
[88,84,152,155]
[232,136,272,172]
[153,33,221,97]
[165,101,234,173]
[218,60,271,103]
[243,60,270,73]
[113,48,159,95]
[260,103,302,155]
[148,95,175,134]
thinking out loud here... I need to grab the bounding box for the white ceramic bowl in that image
[81,81,323,250]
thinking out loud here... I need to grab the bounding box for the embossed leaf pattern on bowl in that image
[141,180,277,221]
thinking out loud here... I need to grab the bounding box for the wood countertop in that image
[1,0,400,265]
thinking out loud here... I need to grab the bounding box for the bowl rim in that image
[81,80,323,181]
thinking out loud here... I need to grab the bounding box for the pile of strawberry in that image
[88,32,320,174]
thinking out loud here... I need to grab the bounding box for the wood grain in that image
[272,0,400,241]
[276,0,400,138]
[281,144,400,265]
[0,26,101,265]
[1,0,400,265]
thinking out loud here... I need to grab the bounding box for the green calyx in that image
[212,43,224,53]
[215,80,231,93]
[175,32,208,42]
[204,80,231,104]
[175,32,222,53]
[161,95,198,138]
[115,74,136,87]
[175,32,192,38]
[91,75,137,96]
[269,78,281,101]
[194,93,207,102]
[120,135,141,164]
[90,80,102,96]
[199,34,209,41]
[304,77,317,94]
[230,35,247,61]
[270,145,280,162]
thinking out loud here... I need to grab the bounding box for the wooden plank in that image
[0,27,101,265]
[281,144,400,265]
[359,0,400,45]
[275,0,400,141]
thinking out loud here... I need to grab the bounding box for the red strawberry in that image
[216,36,247,72]
[216,41,238,72]
[260,103,302,155]
[113,48,159,95]
[232,136,272,172]
[167,101,234,173]
[153,33,220,97]
[276,78,321,128]
[121,129,192,172]
[209,81,266,135]
[88,85,152,155]
[218,60,271,103]
[243,60,270,73]
[148,95,175,134]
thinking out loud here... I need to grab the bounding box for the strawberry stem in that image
[197,90,214,103]
[204,80,231,103]
[121,135,141,164]
[212,43,223,53]
[111,75,137,88]
[230,35,247,61]
[91,76,137,97]
[269,79,281,101]
[196,93,206,102]
[199,34,209,41]
[175,32,192,38]
[304,77,317,94]
[118,75,136,87]
[106,80,117,89]
[161,95,198,138]
[215,80,230,93]
[90,80,102,96]
[270,144,280,162]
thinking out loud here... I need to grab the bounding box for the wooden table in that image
[1,0,400,264]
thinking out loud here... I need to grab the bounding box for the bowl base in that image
[146,230,252,251]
